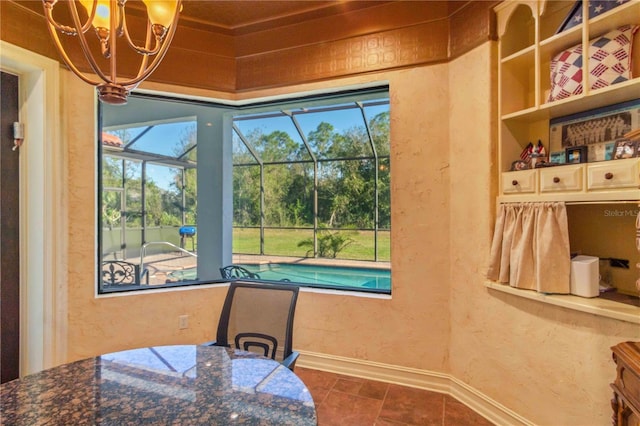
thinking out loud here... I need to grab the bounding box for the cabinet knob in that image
[553,177,560,183]
[605,172,614,180]
[512,180,518,186]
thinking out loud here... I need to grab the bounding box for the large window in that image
[232,100,390,262]
[98,87,390,294]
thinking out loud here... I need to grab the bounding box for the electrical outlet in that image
[179,315,189,329]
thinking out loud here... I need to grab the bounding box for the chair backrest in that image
[216,281,298,364]
[219,265,260,280]
[102,260,140,287]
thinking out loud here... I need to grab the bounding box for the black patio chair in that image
[204,281,300,370]
[219,265,260,280]
[102,260,141,287]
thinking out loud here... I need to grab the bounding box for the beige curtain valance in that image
[487,202,570,294]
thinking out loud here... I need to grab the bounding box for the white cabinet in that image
[499,159,640,202]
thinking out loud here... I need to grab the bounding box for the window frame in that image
[97,85,391,295]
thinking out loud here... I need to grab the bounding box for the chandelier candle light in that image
[43,0,182,104]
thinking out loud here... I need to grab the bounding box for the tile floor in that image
[295,367,495,426]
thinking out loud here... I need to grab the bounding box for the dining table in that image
[0,344,317,425]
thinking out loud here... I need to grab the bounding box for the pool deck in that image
[128,252,389,285]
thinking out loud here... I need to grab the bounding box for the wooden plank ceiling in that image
[2,1,497,92]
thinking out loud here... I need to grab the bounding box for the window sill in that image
[97,281,228,297]
[485,281,640,324]
[300,286,392,299]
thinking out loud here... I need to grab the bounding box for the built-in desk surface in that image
[0,344,317,425]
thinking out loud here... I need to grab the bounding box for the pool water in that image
[246,263,390,290]
[167,263,391,291]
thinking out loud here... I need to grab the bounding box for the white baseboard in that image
[297,350,533,426]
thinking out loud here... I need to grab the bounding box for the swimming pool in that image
[167,263,391,292]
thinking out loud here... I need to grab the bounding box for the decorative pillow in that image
[548,25,638,102]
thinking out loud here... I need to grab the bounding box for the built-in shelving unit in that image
[495,0,640,203]
[491,0,640,318]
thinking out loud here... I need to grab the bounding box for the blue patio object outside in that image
[179,226,196,237]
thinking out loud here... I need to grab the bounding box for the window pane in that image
[183,168,197,225]
[99,89,390,294]
[235,114,311,162]
[317,160,374,229]
[100,95,205,293]
[364,102,390,156]
[125,120,197,158]
[263,164,313,227]
[233,227,260,255]
[377,229,391,262]
[102,195,122,259]
[233,165,260,227]
[295,103,373,159]
[286,163,313,227]
[125,160,143,228]
[264,228,313,257]
[145,164,182,227]
[102,155,123,188]
[334,230,371,261]
[378,157,391,230]
[232,129,258,165]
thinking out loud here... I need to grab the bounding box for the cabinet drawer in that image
[587,159,640,190]
[502,170,536,194]
[540,165,583,192]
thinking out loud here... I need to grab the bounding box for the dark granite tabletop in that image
[0,345,317,425]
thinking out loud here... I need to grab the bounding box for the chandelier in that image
[42,0,182,104]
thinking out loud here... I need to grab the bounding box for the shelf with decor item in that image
[495,0,640,202]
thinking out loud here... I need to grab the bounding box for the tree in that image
[233,165,261,226]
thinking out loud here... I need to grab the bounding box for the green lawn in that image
[233,228,390,261]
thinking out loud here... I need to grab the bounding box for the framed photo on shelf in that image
[589,140,612,161]
[566,146,587,164]
[549,99,640,163]
[613,139,637,160]
[549,151,566,164]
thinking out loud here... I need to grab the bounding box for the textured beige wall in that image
[294,65,452,368]
[447,43,640,425]
[63,72,225,359]
[61,42,640,425]
[62,64,452,371]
